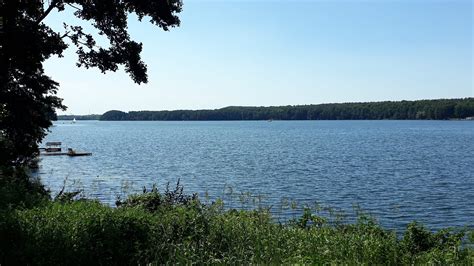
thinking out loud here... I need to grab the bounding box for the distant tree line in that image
[57,115,102,121]
[99,98,474,121]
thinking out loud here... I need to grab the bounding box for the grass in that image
[1,181,473,265]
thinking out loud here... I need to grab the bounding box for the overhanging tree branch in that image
[66,3,82,11]
[35,0,59,25]
[2,0,182,168]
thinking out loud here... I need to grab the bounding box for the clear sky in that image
[44,0,473,115]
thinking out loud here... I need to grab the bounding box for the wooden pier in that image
[39,141,92,157]
[45,141,62,146]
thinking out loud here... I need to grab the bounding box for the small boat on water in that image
[67,148,92,156]
[72,118,76,124]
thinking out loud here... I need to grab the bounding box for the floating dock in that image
[39,141,92,157]
[39,147,61,152]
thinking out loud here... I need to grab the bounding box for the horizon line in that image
[58,97,473,116]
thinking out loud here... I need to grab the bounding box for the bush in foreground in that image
[1,185,473,265]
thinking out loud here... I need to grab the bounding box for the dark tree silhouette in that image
[99,98,474,121]
[0,0,182,169]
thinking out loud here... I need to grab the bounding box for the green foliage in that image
[400,222,468,264]
[116,181,198,211]
[1,201,156,265]
[100,110,129,121]
[1,187,472,265]
[0,167,50,210]
[100,98,474,121]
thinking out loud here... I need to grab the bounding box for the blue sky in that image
[44,0,473,115]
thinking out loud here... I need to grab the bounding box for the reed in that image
[1,181,472,265]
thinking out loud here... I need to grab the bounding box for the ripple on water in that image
[39,120,474,230]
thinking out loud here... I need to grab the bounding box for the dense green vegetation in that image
[101,98,474,121]
[1,180,472,265]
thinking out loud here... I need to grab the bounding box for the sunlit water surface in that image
[38,120,474,230]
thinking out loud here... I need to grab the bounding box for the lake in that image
[38,120,474,230]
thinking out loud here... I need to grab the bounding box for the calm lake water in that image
[39,120,474,230]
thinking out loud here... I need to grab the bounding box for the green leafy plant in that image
[1,185,472,265]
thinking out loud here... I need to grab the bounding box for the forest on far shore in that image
[58,98,474,121]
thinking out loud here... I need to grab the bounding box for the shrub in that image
[1,186,472,265]
[115,181,198,211]
[2,201,156,265]
[0,167,49,210]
